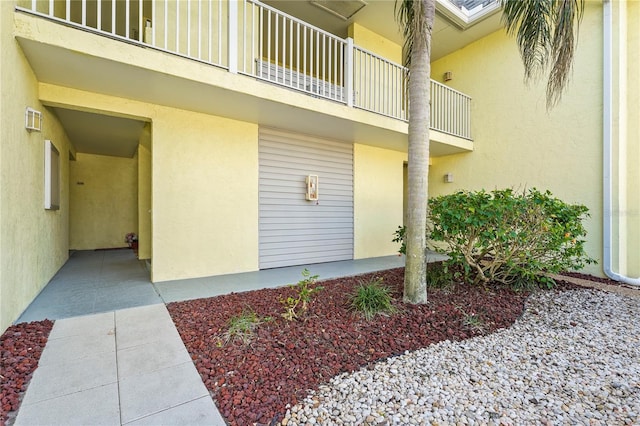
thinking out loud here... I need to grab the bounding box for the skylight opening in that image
[449,0,499,15]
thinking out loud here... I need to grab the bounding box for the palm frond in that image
[395,0,432,69]
[547,0,583,107]
[501,0,584,109]
[501,0,552,81]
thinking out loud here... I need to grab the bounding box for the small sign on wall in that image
[305,175,318,201]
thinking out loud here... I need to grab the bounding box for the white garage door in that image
[259,128,354,269]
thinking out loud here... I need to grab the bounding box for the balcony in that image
[16,0,472,143]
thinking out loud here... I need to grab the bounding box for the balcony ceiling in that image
[262,0,504,61]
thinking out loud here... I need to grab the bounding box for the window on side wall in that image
[44,139,60,210]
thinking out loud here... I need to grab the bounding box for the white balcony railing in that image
[431,80,472,139]
[353,46,408,121]
[239,0,348,103]
[17,0,472,140]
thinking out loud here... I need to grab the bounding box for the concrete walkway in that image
[154,254,421,303]
[13,250,415,425]
[17,250,162,323]
[18,250,416,322]
[14,304,225,425]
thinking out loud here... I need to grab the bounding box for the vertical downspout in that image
[602,0,640,286]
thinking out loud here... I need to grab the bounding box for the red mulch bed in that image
[0,320,53,426]
[168,268,539,426]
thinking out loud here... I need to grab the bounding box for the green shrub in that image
[223,309,263,345]
[428,188,596,288]
[392,225,406,255]
[349,278,397,320]
[393,229,455,288]
[280,269,323,321]
[425,262,454,289]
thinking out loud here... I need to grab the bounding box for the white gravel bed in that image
[281,289,640,425]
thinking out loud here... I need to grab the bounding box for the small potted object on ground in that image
[125,232,138,252]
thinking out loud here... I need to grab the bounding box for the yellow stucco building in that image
[1,0,638,333]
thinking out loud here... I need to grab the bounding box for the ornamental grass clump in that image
[427,188,596,288]
[349,278,398,320]
[223,309,263,345]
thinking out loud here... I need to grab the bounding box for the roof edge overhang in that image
[436,0,502,30]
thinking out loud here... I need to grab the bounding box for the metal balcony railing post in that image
[345,38,354,107]
[228,0,238,74]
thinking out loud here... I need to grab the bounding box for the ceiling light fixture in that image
[309,0,367,21]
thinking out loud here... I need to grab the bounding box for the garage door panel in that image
[260,206,353,215]
[260,226,352,236]
[260,234,353,244]
[260,162,352,178]
[260,217,353,227]
[259,185,354,197]
[259,243,354,257]
[259,128,354,269]
[260,153,352,169]
[259,227,352,238]
[260,168,352,182]
[260,250,354,269]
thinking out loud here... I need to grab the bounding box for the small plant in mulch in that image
[349,278,398,320]
[222,309,266,346]
[280,269,323,321]
[453,301,490,334]
[461,311,487,333]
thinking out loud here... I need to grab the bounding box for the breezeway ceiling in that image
[50,108,146,158]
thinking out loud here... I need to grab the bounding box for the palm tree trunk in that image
[403,0,434,304]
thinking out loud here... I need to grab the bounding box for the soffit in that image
[50,108,145,158]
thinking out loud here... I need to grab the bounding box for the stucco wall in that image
[429,2,609,276]
[69,153,138,250]
[39,84,259,283]
[40,82,405,281]
[151,108,259,282]
[1,1,71,333]
[354,144,406,258]
[138,130,152,261]
[348,23,402,64]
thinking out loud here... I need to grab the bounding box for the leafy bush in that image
[349,278,397,320]
[394,228,454,287]
[280,269,323,321]
[425,262,455,289]
[428,188,595,287]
